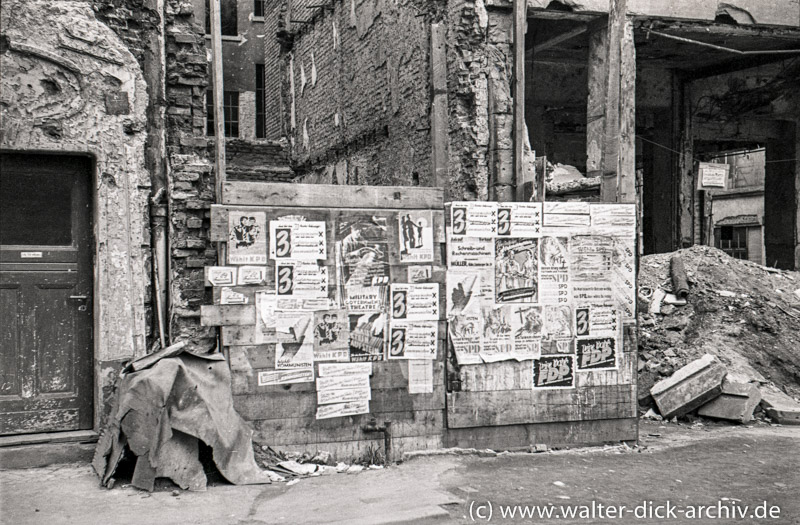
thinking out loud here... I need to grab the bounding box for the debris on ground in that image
[639,246,800,424]
[252,444,384,484]
[697,379,761,423]
[650,354,727,419]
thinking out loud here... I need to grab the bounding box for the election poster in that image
[336,215,391,288]
[219,287,248,305]
[258,369,314,386]
[206,266,236,286]
[574,304,619,338]
[408,265,432,283]
[237,266,268,285]
[275,261,329,299]
[447,235,494,269]
[539,236,570,305]
[541,304,574,355]
[228,211,267,265]
[496,202,542,238]
[408,360,434,394]
[448,312,482,365]
[480,304,513,362]
[348,312,386,362]
[450,201,497,236]
[509,305,543,361]
[275,311,314,370]
[398,210,434,262]
[390,283,439,321]
[576,337,617,370]
[269,220,327,261]
[312,309,349,362]
[495,238,539,303]
[316,400,370,419]
[446,270,481,317]
[533,355,575,389]
[387,320,437,360]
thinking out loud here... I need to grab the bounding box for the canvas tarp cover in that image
[93,352,270,491]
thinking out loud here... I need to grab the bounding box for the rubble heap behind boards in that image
[93,347,271,491]
[638,245,800,406]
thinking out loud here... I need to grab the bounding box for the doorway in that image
[0,153,94,434]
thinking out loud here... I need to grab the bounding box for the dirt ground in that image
[2,420,798,525]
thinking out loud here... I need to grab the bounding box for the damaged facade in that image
[1,0,799,460]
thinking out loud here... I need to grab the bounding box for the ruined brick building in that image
[1,0,798,454]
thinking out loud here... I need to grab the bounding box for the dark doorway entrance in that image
[0,153,94,434]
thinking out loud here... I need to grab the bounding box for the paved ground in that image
[1,420,798,525]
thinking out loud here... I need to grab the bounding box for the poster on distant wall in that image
[228,211,267,265]
[399,210,434,262]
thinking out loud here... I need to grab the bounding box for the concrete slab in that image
[651,354,727,419]
[698,380,761,423]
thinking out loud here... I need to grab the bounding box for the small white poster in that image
[237,266,268,285]
[228,211,267,265]
[408,360,434,394]
[496,202,542,237]
[447,235,494,269]
[219,287,248,305]
[275,311,314,370]
[269,220,327,261]
[698,162,729,189]
[399,211,434,262]
[206,266,236,287]
[317,387,372,405]
[316,400,370,420]
[539,236,571,305]
[390,283,439,321]
[317,362,373,377]
[258,369,314,386]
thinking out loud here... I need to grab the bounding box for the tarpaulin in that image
[93,351,270,491]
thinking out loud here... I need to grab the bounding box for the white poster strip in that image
[237,266,268,285]
[316,374,371,392]
[317,387,371,405]
[220,287,248,305]
[318,362,373,377]
[258,369,314,386]
[207,266,236,286]
[315,400,370,420]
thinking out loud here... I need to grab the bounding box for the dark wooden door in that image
[0,154,94,434]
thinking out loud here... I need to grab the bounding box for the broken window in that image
[205,0,238,36]
[715,225,748,260]
[206,90,240,138]
[256,64,266,139]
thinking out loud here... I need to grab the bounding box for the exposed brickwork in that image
[91,0,160,69]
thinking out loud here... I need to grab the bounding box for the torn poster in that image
[336,214,390,288]
[316,400,370,420]
[496,202,542,237]
[313,309,350,362]
[450,201,497,236]
[317,362,372,377]
[569,235,614,283]
[275,261,329,298]
[495,238,539,303]
[576,337,617,370]
[207,266,236,287]
[399,210,434,262]
[408,265,432,283]
[258,369,314,386]
[449,312,482,365]
[509,304,543,361]
[220,287,248,305]
[447,234,494,269]
[533,355,575,389]
[255,290,276,328]
[275,311,314,370]
[390,283,439,321]
[348,312,386,362]
[408,360,434,394]
[446,270,481,317]
[228,211,267,265]
[269,220,327,261]
[480,304,513,362]
[237,266,268,286]
[388,320,437,360]
[541,304,574,355]
[539,236,570,305]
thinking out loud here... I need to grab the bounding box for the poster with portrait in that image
[336,214,391,288]
[228,211,267,265]
[398,210,434,262]
[494,238,539,303]
[348,312,387,362]
[541,304,574,355]
[313,309,349,362]
[269,220,327,261]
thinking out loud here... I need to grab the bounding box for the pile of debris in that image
[253,446,384,484]
[637,245,800,424]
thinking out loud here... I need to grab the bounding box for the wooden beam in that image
[617,18,636,204]
[222,181,445,209]
[586,26,606,178]
[209,0,226,202]
[533,25,587,54]
[513,0,526,202]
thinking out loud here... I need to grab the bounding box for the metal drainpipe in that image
[362,419,393,464]
[144,0,169,349]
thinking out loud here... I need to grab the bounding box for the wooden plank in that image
[222,182,444,209]
[444,417,638,450]
[599,0,626,201]
[221,325,274,346]
[446,384,636,428]
[513,0,526,202]
[617,18,636,204]
[208,0,226,196]
[200,304,255,326]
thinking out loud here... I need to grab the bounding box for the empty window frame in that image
[715,226,748,260]
[256,64,266,139]
[206,90,240,138]
[205,0,238,36]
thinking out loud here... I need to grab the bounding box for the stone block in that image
[650,354,726,419]
[760,387,800,426]
[697,379,761,423]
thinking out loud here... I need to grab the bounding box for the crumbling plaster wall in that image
[0,0,150,425]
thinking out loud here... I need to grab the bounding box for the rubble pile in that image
[637,246,800,422]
